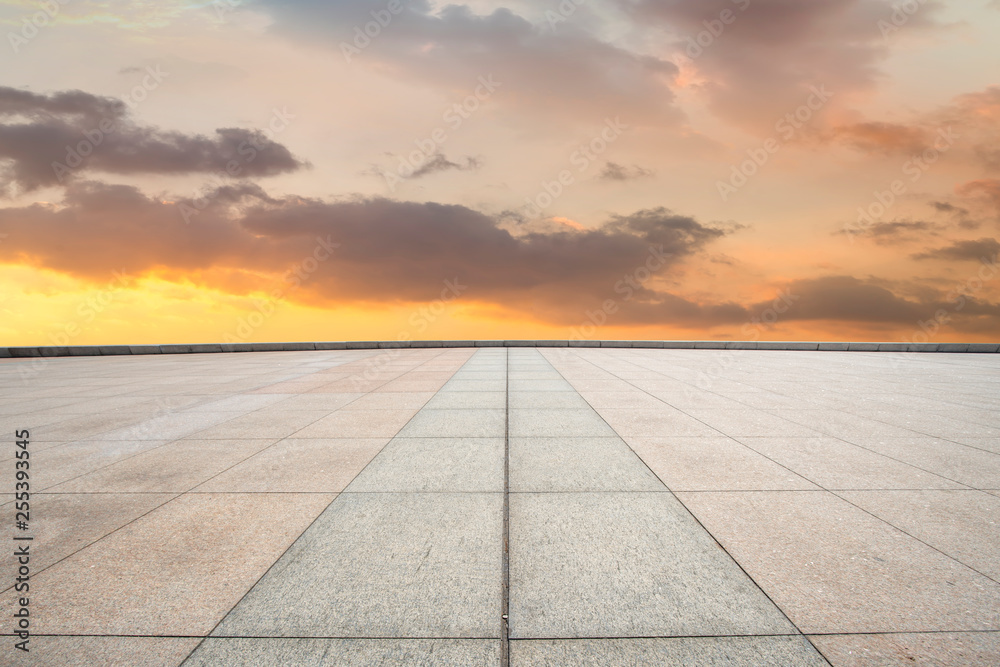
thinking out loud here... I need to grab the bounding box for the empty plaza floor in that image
[2,346,999,666]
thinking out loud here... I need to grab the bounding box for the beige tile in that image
[951,437,1000,455]
[48,439,278,493]
[810,632,1000,667]
[594,407,719,437]
[576,391,667,410]
[196,438,390,492]
[859,438,1000,489]
[249,379,331,393]
[272,393,363,410]
[28,411,155,444]
[838,490,1000,580]
[1,493,175,576]
[339,392,435,410]
[30,439,173,489]
[24,636,201,667]
[309,379,384,393]
[392,371,457,381]
[376,379,449,392]
[678,490,1000,634]
[628,436,818,491]
[736,437,963,490]
[682,409,822,437]
[293,410,418,438]
[0,493,334,635]
[188,410,330,439]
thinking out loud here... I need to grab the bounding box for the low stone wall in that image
[2,340,997,358]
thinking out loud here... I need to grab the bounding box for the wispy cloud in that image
[599,161,655,181]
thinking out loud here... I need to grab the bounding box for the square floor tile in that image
[628,437,818,491]
[213,492,502,638]
[186,638,500,666]
[810,632,1000,667]
[195,438,390,493]
[509,492,795,638]
[0,493,334,635]
[293,410,419,438]
[837,489,1000,580]
[48,439,278,493]
[735,437,963,490]
[346,438,503,492]
[509,437,662,492]
[679,490,1000,633]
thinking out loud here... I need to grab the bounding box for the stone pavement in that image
[1,347,999,665]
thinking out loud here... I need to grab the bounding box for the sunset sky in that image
[1,0,999,345]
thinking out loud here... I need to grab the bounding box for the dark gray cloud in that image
[410,153,481,179]
[0,87,126,123]
[618,0,945,132]
[599,161,655,181]
[0,86,306,193]
[848,220,940,245]
[932,201,968,215]
[913,238,1000,262]
[256,0,681,125]
[958,179,1000,215]
[750,275,1000,325]
[2,179,997,334]
[0,182,724,308]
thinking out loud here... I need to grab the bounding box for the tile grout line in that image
[8,349,384,464]
[541,348,837,667]
[609,359,1000,586]
[0,492,183,597]
[501,346,511,667]
[26,351,456,575]
[608,348,1000,466]
[28,352,399,492]
[176,348,473,665]
[16,628,1000,640]
[560,348,1000,585]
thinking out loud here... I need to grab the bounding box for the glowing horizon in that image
[2,0,999,345]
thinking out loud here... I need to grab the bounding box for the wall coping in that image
[2,340,997,358]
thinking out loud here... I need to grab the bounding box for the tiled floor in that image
[2,347,999,665]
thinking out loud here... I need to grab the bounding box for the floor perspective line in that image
[4,347,1000,665]
[501,347,511,667]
